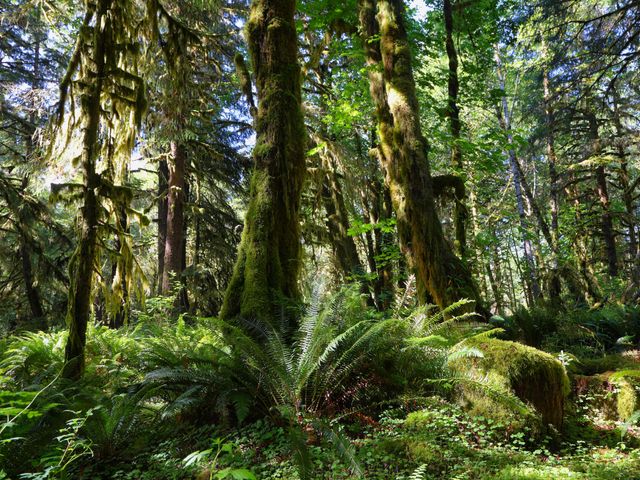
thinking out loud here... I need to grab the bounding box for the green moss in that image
[609,370,640,421]
[449,337,570,429]
[404,410,437,430]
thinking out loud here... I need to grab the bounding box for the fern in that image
[620,410,640,440]
[409,464,429,480]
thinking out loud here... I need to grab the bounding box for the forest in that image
[1,0,640,478]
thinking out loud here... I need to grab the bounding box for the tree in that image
[443,0,467,258]
[358,0,484,314]
[220,0,307,330]
[56,0,147,379]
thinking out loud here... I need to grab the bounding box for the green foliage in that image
[1,331,66,387]
[18,408,96,480]
[183,436,256,480]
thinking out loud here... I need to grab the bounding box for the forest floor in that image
[4,307,640,479]
[76,394,640,480]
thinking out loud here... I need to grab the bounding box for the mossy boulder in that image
[448,337,570,429]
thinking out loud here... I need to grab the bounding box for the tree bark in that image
[359,0,484,315]
[157,158,169,293]
[109,206,129,328]
[18,6,45,329]
[220,0,306,330]
[565,177,603,304]
[63,0,110,380]
[587,112,618,277]
[443,0,467,258]
[20,241,45,326]
[612,89,640,290]
[322,170,363,280]
[162,141,186,295]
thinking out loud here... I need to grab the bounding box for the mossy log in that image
[449,337,570,429]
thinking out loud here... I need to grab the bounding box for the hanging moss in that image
[448,337,570,430]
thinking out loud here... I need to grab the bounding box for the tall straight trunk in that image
[611,91,637,284]
[322,170,363,280]
[220,0,306,329]
[565,178,602,304]
[468,188,488,299]
[157,159,169,293]
[587,112,618,277]
[162,141,186,294]
[541,48,562,302]
[179,178,190,311]
[494,47,541,303]
[315,65,370,300]
[361,175,395,310]
[359,0,484,315]
[63,0,110,380]
[19,6,45,328]
[486,257,503,316]
[490,241,505,315]
[358,126,394,310]
[443,0,466,258]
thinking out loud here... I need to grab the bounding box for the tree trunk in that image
[541,49,562,303]
[220,0,306,330]
[162,141,186,294]
[20,240,45,328]
[359,0,484,315]
[612,90,640,290]
[157,158,169,293]
[565,177,602,304]
[494,47,541,303]
[443,0,467,258]
[19,6,45,329]
[63,0,110,380]
[587,112,618,277]
[322,170,364,280]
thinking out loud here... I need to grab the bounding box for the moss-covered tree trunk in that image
[220,0,306,329]
[20,240,45,327]
[322,170,363,280]
[359,0,484,314]
[587,112,618,278]
[109,205,129,329]
[63,0,110,380]
[366,177,395,310]
[612,88,640,292]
